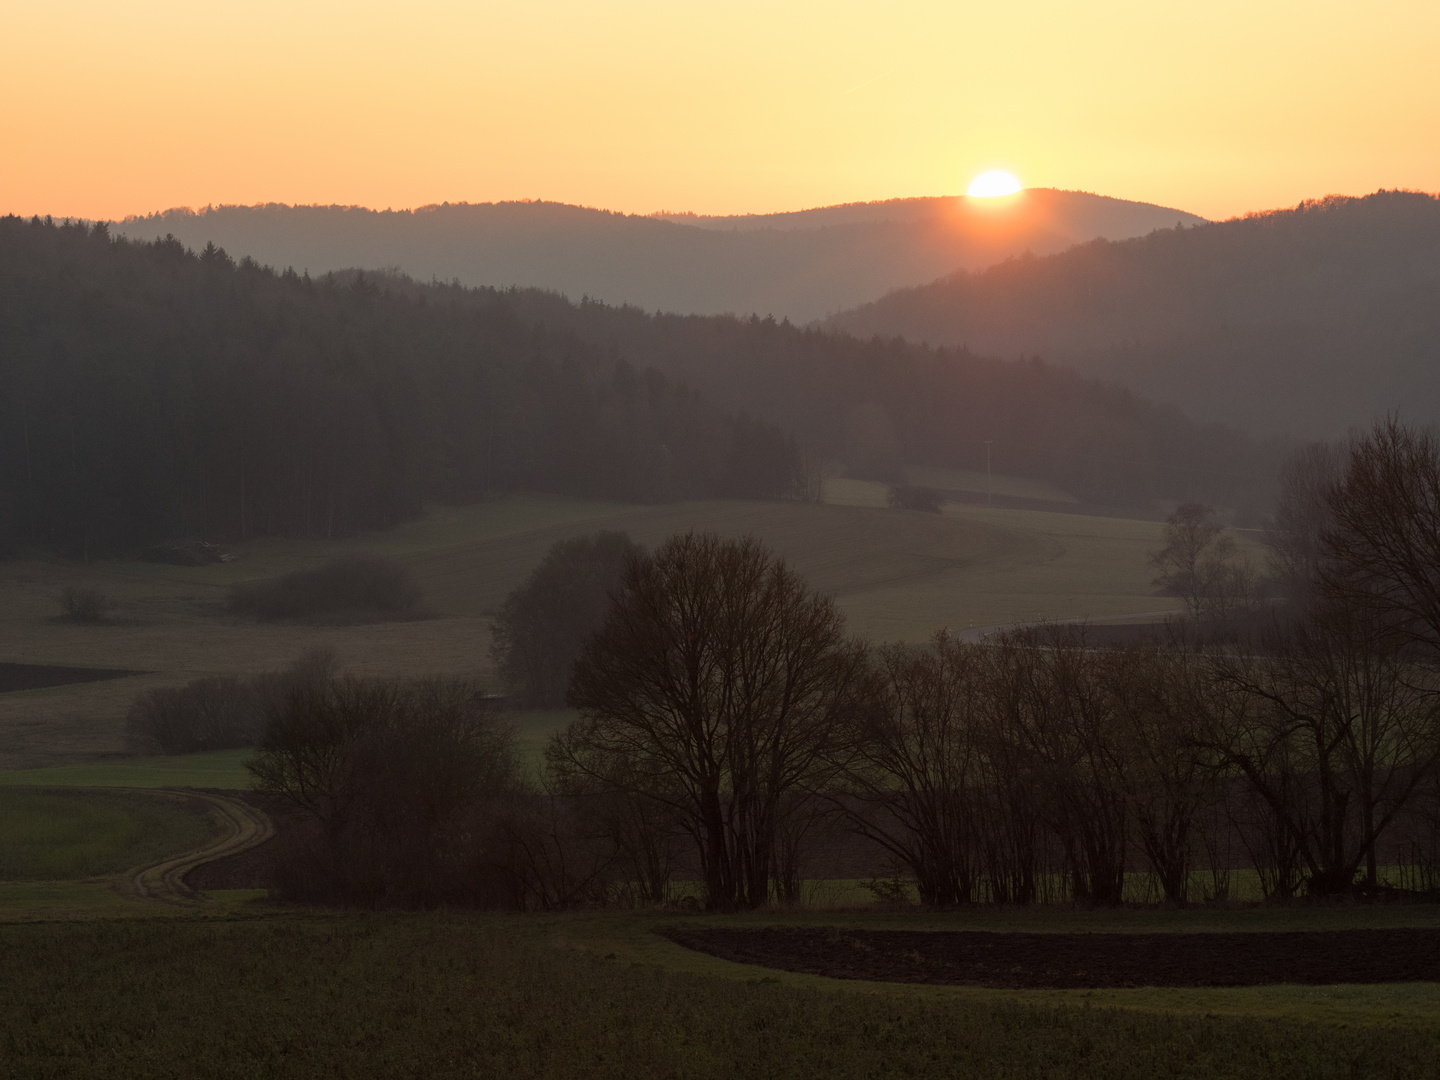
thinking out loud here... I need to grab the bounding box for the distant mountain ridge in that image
[112,190,1205,323]
[825,190,1440,439]
[651,191,1204,235]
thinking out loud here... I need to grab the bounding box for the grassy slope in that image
[2,914,1437,1079]
[0,750,256,789]
[0,788,222,881]
[0,493,1187,769]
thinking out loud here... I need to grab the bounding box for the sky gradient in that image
[4,0,1438,222]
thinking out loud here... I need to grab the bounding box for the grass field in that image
[0,750,257,790]
[829,467,1080,507]
[0,788,222,880]
[1,912,1437,1079]
[1,493,1192,769]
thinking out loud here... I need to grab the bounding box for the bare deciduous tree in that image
[829,633,986,907]
[554,532,866,911]
[1152,502,1257,620]
[249,677,523,907]
[1114,643,1222,904]
[1206,608,1440,894]
[1321,418,1440,656]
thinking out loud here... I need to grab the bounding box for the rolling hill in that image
[0,218,1282,566]
[0,493,1181,769]
[826,190,1440,438]
[111,190,1205,323]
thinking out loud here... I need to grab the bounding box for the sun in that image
[966,170,1022,198]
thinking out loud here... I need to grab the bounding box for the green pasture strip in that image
[0,749,255,789]
[201,888,269,904]
[0,788,224,881]
[1,914,1436,1080]
[0,884,270,921]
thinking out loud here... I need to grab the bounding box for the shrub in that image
[59,586,114,623]
[249,677,526,907]
[125,648,339,755]
[229,555,421,622]
[125,676,260,754]
[886,485,943,513]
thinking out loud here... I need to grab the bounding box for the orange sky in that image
[3,0,1438,222]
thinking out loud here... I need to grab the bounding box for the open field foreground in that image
[3,913,1440,1080]
[0,494,1187,769]
[0,788,222,882]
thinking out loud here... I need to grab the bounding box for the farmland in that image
[0,787,221,880]
[2,912,1439,1079]
[15,486,1418,1080]
[0,490,1188,770]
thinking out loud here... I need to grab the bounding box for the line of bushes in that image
[126,649,338,754]
[228,556,422,623]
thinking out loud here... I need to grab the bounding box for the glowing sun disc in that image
[966,170,1022,198]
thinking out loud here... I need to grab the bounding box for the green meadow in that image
[0,788,221,881]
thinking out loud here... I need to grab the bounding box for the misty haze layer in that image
[828,191,1440,439]
[113,191,1205,324]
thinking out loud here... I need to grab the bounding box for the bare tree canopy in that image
[554,531,866,910]
[1151,502,1256,621]
[1322,418,1440,655]
[248,677,522,907]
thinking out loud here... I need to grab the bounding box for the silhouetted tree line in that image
[251,422,1440,910]
[0,217,803,555]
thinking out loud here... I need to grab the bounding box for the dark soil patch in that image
[662,926,1440,988]
[0,662,143,693]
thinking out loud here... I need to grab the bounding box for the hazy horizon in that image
[7,1,1439,223]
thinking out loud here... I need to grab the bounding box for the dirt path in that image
[119,789,274,907]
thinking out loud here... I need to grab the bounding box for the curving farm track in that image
[118,789,274,906]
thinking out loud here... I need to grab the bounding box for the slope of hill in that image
[0,493,1179,769]
[0,216,1280,564]
[112,190,1205,323]
[0,218,798,556]
[826,191,1440,438]
[468,285,1281,520]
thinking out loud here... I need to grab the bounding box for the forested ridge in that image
[0,217,798,555]
[1,216,1277,556]
[826,190,1440,437]
[430,285,1281,517]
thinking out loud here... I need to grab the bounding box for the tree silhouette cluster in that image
[244,435,1440,911]
[535,419,1440,909]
